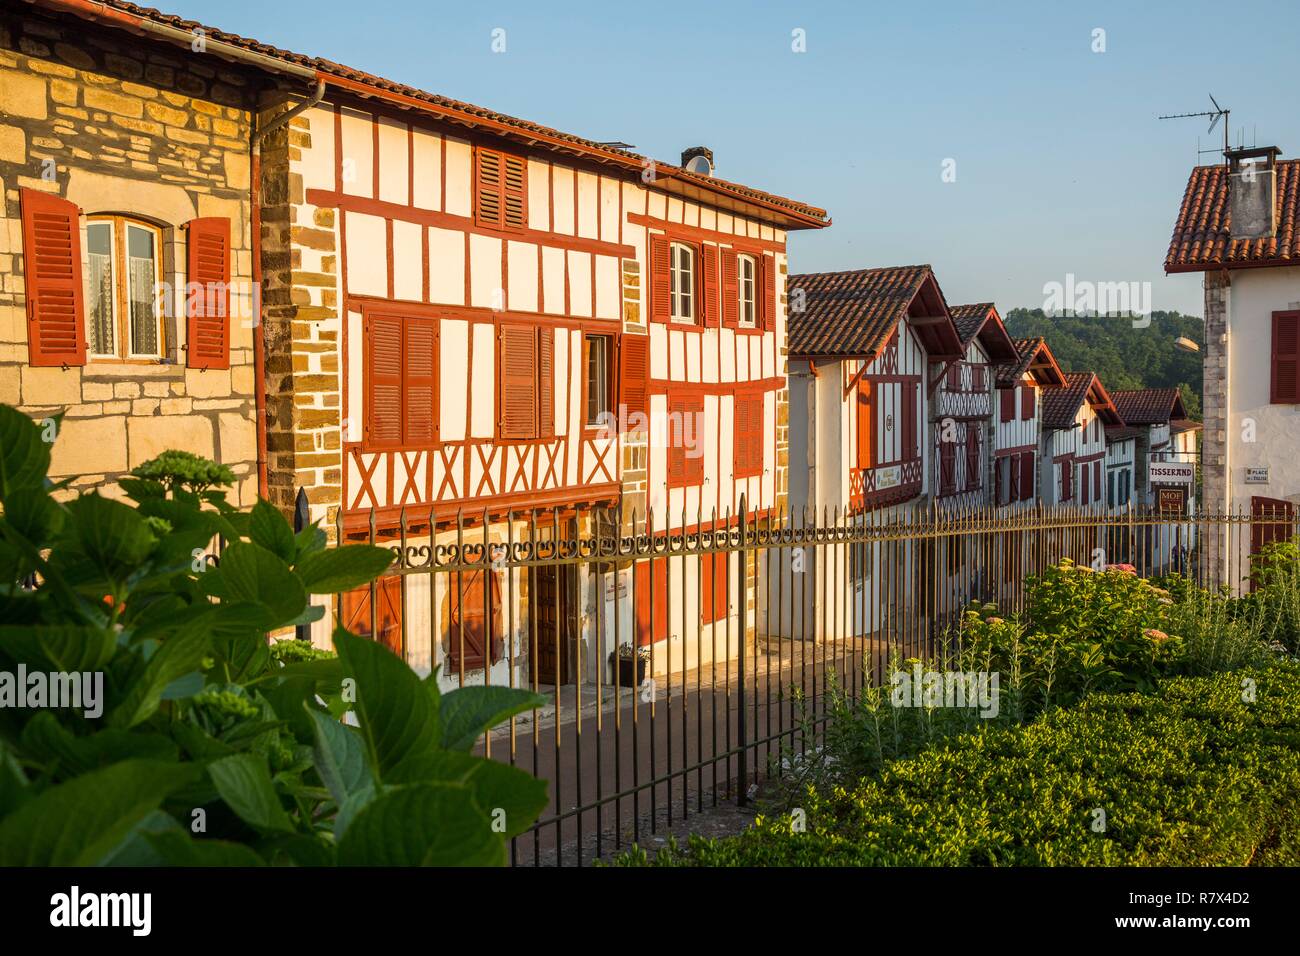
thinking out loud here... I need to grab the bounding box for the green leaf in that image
[58,493,157,584]
[427,751,549,839]
[109,619,212,729]
[0,625,117,673]
[307,707,371,807]
[333,627,440,783]
[21,713,178,775]
[294,523,328,561]
[0,404,51,502]
[0,749,30,818]
[0,759,195,866]
[208,753,295,835]
[249,499,296,562]
[296,545,395,594]
[335,782,505,866]
[204,542,306,627]
[2,487,62,545]
[144,829,268,867]
[440,685,546,751]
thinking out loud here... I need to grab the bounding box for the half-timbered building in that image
[933,303,1017,510]
[784,265,964,638]
[1039,371,1122,510]
[992,337,1065,511]
[250,38,829,685]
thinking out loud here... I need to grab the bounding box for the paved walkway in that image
[476,631,908,866]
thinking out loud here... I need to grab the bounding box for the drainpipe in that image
[250,80,326,499]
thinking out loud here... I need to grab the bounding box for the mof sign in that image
[1156,486,1187,514]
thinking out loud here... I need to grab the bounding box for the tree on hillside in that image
[1003,309,1204,420]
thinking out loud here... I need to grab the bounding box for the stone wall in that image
[0,8,259,504]
[262,107,343,535]
[1202,269,1229,584]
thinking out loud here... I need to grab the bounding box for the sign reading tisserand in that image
[1148,459,1195,485]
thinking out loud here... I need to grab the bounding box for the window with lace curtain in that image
[85,216,165,361]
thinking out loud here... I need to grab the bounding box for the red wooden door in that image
[341,575,403,656]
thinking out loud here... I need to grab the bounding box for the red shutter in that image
[341,576,404,656]
[620,334,649,425]
[538,327,554,437]
[965,425,981,490]
[903,382,918,460]
[701,552,728,624]
[1094,460,1102,500]
[685,395,704,484]
[1271,311,1300,404]
[184,217,231,370]
[447,563,503,669]
[668,395,703,486]
[635,558,669,645]
[700,244,719,326]
[502,153,527,231]
[20,189,87,367]
[759,254,776,330]
[366,314,403,448]
[1021,384,1036,420]
[499,325,537,439]
[667,396,687,486]
[734,393,763,478]
[474,147,503,228]
[720,249,739,328]
[404,318,438,445]
[856,380,874,469]
[649,235,671,323]
[995,456,1005,504]
[1019,452,1034,501]
[1000,387,1015,422]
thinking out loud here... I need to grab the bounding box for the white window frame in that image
[85,214,165,362]
[737,253,756,328]
[86,218,119,360]
[669,241,695,323]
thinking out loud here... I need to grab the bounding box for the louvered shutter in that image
[184,217,230,370]
[538,327,554,437]
[965,425,981,490]
[20,188,87,367]
[1021,384,1036,420]
[634,558,669,645]
[1019,452,1034,501]
[701,552,728,624]
[649,235,671,322]
[856,380,873,469]
[734,393,763,477]
[720,249,739,328]
[700,244,718,326]
[1271,311,1300,404]
[1000,387,1015,422]
[759,254,776,330]
[502,153,527,231]
[619,334,649,428]
[667,397,686,486]
[1094,460,1102,500]
[499,325,537,439]
[684,395,704,484]
[366,314,403,448]
[939,441,955,494]
[404,318,437,445]
[474,147,503,228]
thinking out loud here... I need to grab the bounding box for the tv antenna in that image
[1159,94,1229,163]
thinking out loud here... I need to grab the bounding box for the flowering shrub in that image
[0,403,547,866]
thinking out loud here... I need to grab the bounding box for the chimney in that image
[1226,146,1281,240]
[681,146,714,177]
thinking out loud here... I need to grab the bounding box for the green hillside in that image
[1003,309,1204,420]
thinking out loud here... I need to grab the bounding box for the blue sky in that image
[168,0,1300,318]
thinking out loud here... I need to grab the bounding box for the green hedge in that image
[622,665,1300,866]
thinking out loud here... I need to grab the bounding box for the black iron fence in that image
[332,499,1295,865]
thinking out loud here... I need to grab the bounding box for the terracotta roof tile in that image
[1165,160,1300,271]
[1041,371,1122,429]
[995,337,1064,387]
[949,303,995,346]
[46,0,828,226]
[1110,388,1187,426]
[787,265,937,357]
